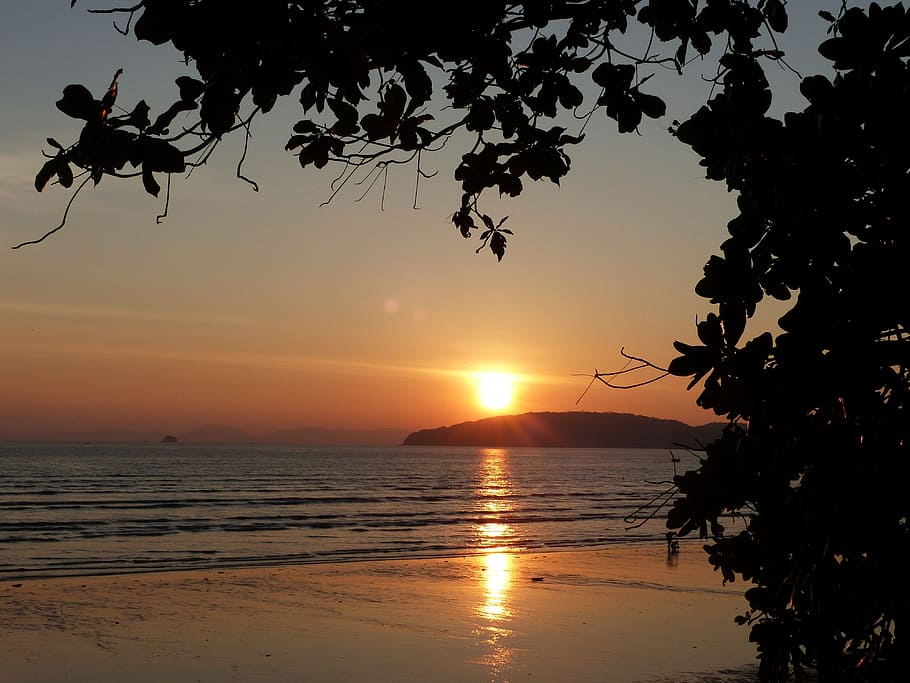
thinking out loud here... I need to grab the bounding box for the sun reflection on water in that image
[473,448,519,680]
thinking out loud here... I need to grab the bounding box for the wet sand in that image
[0,545,758,682]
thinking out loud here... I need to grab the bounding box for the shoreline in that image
[1,544,759,682]
[0,540,685,584]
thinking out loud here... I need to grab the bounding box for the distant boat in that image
[160,435,179,443]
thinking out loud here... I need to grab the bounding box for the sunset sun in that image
[476,372,515,411]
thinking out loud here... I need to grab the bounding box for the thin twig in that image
[413,148,422,209]
[624,484,679,530]
[12,176,91,249]
[86,3,143,14]
[573,348,669,399]
[597,372,670,389]
[236,109,260,192]
[156,173,171,224]
[620,346,668,371]
[353,165,386,203]
[320,163,361,207]
[574,373,599,405]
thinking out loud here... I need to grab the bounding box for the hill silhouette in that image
[403,412,723,448]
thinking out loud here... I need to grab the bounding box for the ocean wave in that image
[0,444,690,580]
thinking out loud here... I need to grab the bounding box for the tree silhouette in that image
[29,2,909,680]
[23,0,792,255]
[666,5,910,680]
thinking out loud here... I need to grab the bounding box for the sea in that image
[0,443,692,581]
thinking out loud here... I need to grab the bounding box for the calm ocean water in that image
[0,444,688,581]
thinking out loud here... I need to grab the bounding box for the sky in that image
[0,3,843,440]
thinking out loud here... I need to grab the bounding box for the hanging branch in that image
[573,347,669,403]
[28,0,797,262]
[624,483,679,530]
[235,108,260,192]
[11,176,92,249]
[156,173,171,224]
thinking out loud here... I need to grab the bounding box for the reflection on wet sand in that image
[480,551,511,620]
[474,448,518,681]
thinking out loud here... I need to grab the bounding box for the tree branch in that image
[12,176,91,249]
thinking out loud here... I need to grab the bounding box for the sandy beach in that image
[1,545,758,683]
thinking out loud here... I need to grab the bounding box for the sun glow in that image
[476,372,515,411]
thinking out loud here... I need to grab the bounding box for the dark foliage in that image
[28,0,791,254]
[666,5,910,680]
[31,2,910,680]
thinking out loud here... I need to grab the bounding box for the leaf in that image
[606,94,642,133]
[56,161,73,189]
[147,100,197,136]
[141,165,161,197]
[110,100,152,131]
[380,83,407,126]
[452,209,475,238]
[497,173,522,197]
[299,84,317,112]
[34,159,57,192]
[400,61,432,107]
[285,135,309,151]
[466,100,495,132]
[570,57,591,73]
[697,314,723,348]
[127,100,151,131]
[298,137,331,169]
[633,91,666,119]
[293,120,319,135]
[489,231,507,261]
[56,84,98,120]
[331,118,360,137]
[668,342,715,387]
[591,63,634,92]
[133,4,173,45]
[361,113,390,141]
[34,154,73,192]
[200,84,240,136]
[764,0,788,32]
[720,302,746,346]
[799,75,833,105]
[558,83,584,109]
[817,37,856,69]
[176,76,205,103]
[100,69,122,115]
[141,139,186,173]
[328,97,358,123]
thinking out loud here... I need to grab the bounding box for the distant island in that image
[9,424,411,446]
[403,412,725,448]
[35,424,412,446]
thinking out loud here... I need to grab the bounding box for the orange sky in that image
[0,6,830,440]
